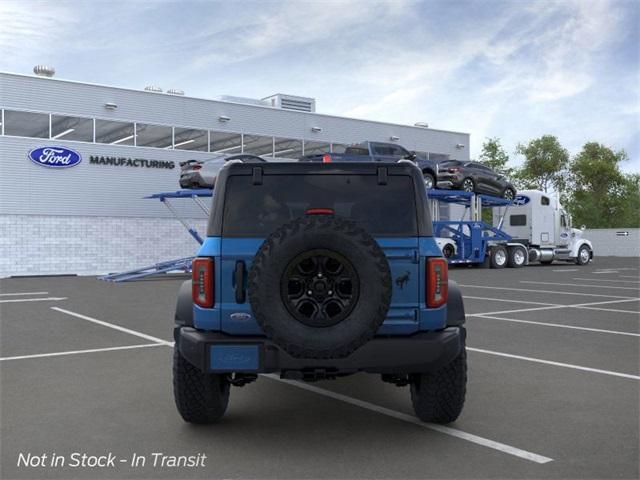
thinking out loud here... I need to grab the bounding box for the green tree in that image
[515,135,569,193]
[565,142,638,228]
[479,137,512,176]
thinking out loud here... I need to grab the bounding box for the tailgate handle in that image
[234,261,246,304]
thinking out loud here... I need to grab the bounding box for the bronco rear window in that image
[222,174,418,236]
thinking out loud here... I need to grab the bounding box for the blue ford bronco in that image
[173,161,467,424]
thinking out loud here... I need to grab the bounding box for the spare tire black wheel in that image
[248,214,392,359]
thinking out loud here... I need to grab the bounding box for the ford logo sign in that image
[28,146,82,168]
[513,195,530,206]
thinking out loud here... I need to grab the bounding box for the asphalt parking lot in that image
[1,256,638,479]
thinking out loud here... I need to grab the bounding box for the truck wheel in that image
[173,347,230,424]
[410,331,467,424]
[576,245,591,265]
[507,246,526,268]
[489,245,507,269]
[249,215,391,359]
[423,172,435,190]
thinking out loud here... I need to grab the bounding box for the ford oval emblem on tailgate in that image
[28,146,82,168]
[231,312,252,321]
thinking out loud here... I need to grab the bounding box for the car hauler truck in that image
[493,190,593,266]
[429,188,594,267]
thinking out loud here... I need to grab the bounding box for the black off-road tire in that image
[248,215,392,359]
[173,347,230,424]
[410,331,467,424]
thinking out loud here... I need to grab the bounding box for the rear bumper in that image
[436,174,463,188]
[179,172,207,188]
[175,326,464,375]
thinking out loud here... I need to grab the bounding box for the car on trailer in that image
[300,141,440,189]
[437,160,517,200]
[173,161,467,424]
[179,154,266,189]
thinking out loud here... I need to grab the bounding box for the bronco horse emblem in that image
[395,271,411,290]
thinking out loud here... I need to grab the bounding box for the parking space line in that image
[578,306,640,315]
[469,298,640,317]
[467,347,640,380]
[0,297,67,304]
[51,307,174,346]
[572,278,640,284]
[469,305,565,316]
[552,269,579,272]
[265,374,553,464]
[597,268,637,271]
[0,291,49,296]
[464,296,558,306]
[458,284,637,299]
[469,314,640,337]
[0,343,164,362]
[620,275,639,279]
[521,281,640,291]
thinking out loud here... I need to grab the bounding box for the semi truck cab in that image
[494,190,593,265]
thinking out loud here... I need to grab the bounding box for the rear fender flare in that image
[175,280,194,327]
[446,280,465,326]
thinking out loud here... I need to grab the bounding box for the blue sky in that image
[1,0,638,171]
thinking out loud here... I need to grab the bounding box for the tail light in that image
[322,154,332,163]
[191,165,202,170]
[426,258,448,308]
[305,208,334,215]
[448,167,460,173]
[192,257,214,308]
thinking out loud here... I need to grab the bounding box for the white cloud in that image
[0,1,77,68]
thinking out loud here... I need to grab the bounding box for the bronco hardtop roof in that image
[208,161,432,237]
[221,160,421,175]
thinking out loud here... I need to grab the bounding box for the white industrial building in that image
[0,69,470,277]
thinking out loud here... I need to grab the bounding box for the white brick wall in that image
[0,215,207,277]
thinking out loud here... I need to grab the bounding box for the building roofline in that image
[0,71,470,137]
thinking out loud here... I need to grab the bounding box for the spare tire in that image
[248,214,391,359]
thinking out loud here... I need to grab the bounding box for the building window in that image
[95,119,135,145]
[51,114,93,142]
[303,140,330,156]
[243,134,274,157]
[210,131,243,154]
[135,123,173,148]
[173,127,208,151]
[273,137,303,159]
[3,110,49,138]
